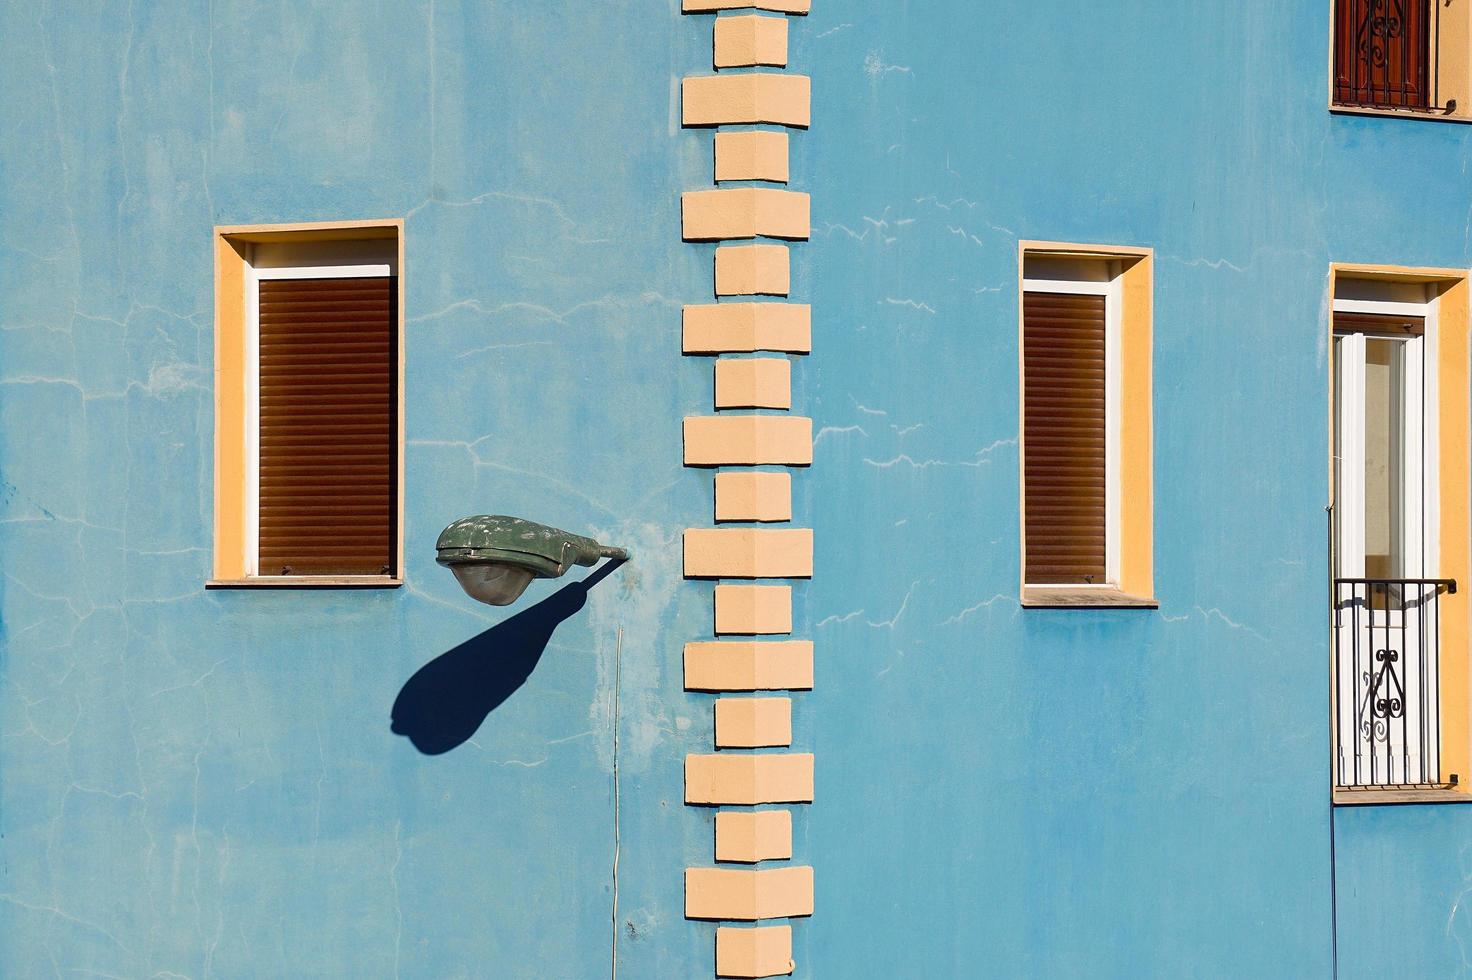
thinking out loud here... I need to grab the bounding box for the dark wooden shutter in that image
[258,276,397,576]
[1334,0,1430,110]
[1332,310,1425,337]
[1023,291,1106,585]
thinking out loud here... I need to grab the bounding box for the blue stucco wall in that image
[801,1,1472,977]
[2,1,1471,977]
[2,2,709,976]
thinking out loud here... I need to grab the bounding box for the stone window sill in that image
[1333,785,1471,806]
[1021,588,1157,609]
[206,576,403,590]
[1330,104,1472,125]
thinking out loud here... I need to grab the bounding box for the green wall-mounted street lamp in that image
[435,515,630,606]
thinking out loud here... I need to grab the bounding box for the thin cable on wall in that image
[610,625,623,980]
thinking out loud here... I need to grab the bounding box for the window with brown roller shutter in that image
[1022,290,1107,586]
[256,276,397,577]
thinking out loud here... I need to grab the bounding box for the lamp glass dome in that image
[449,562,536,606]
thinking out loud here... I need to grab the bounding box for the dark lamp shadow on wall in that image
[390,558,624,756]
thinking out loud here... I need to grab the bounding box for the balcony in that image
[1333,577,1457,793]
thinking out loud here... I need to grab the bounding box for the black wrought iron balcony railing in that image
[1333,577,1456,790]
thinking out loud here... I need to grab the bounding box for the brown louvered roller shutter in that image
[1023,291,1106,585]
[258,276,397,577]
[1332,310,1424,336]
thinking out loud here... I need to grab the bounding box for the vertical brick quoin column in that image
[681,1,812,977]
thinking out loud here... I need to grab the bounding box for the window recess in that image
[211,221,404,587]
[1329,267,1472,805]
[1018,245,1154,609]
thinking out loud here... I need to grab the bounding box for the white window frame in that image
[243,262,393,577]
[1331,290,1440,585]
[1022,264,1124,590]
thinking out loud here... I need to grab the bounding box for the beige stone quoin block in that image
[686,752,813,804]
[683,74,811,128]
[715,697,792,747]
[716,244,790,296]
[716,131,790,183]
[684,304,810,354]
[684,528,812,578]
[715,358,791,410]
[714,584,792,634]
[683,189,810,242]
[716,924,795,978]
[716,809,793,863]
[685,0,810,12]
[684,416,812,466]
[714,14,788,68]
[715,471,792,522]
[686,866,814,921]
[685,640,814,691]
